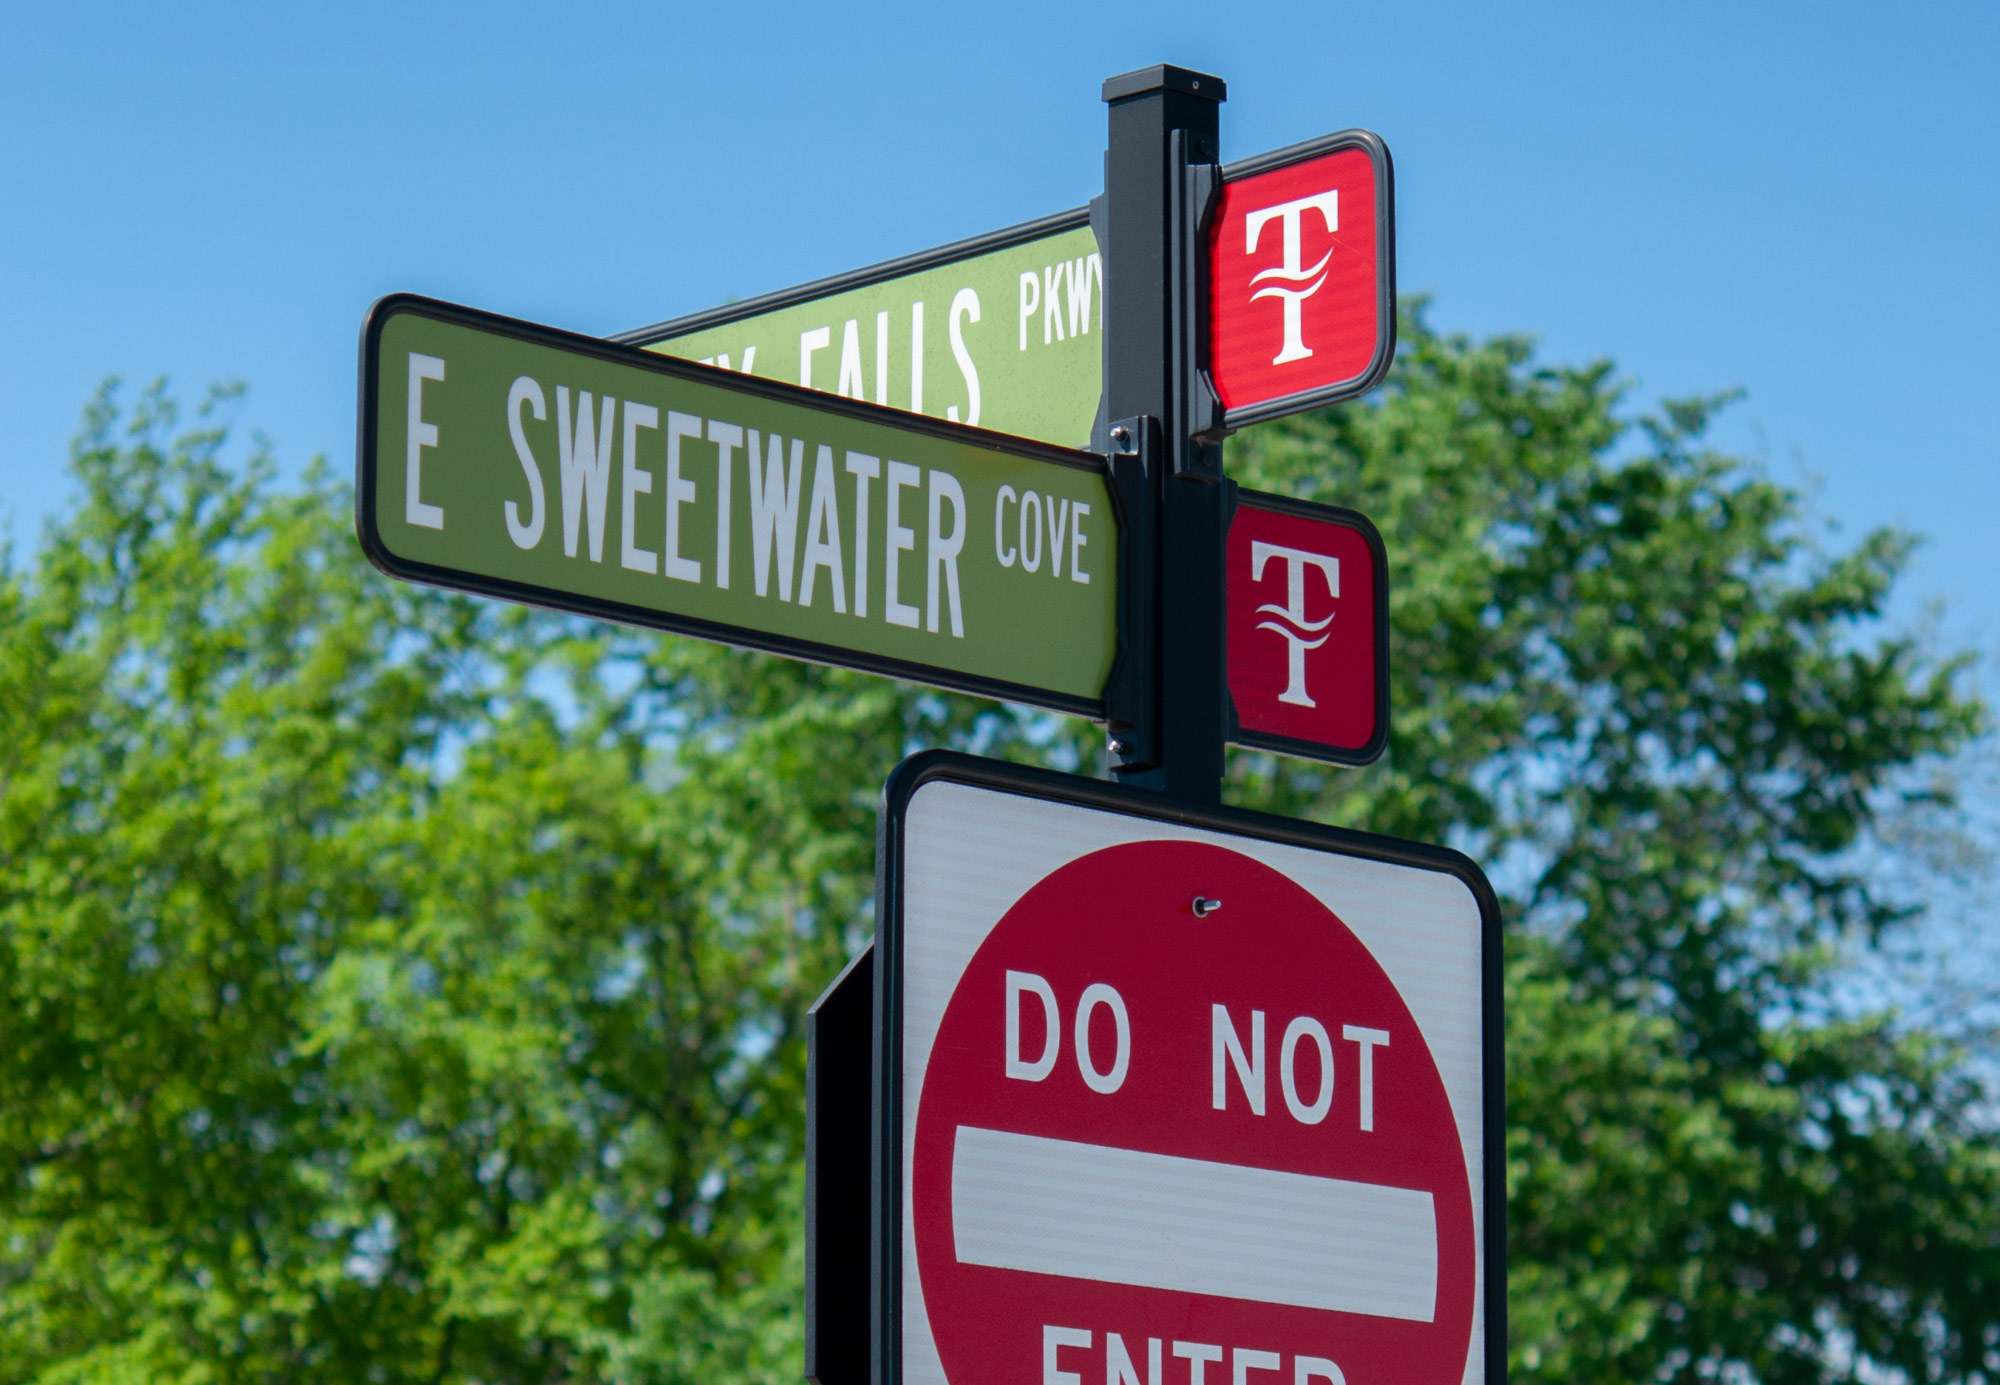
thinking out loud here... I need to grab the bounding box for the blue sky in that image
[2,0,1995,678]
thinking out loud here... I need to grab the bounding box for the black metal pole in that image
[1098,64,1233,802]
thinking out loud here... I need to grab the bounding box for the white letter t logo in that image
[1250,540,1340,707]
[1244,190,1339,366]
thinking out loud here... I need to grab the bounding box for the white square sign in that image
[873,753,1503,1385]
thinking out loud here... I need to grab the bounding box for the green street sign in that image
[359,296,1120,715]
[615,210,1105,451]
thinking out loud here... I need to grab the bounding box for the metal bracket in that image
[1103,415,1161,774]
[1172,132,1228,471]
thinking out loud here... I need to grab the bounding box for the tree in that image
[1220,313,1999,1384]
[0,309,1993,1383]
[0,381,939,1379]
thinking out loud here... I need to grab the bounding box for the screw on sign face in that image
[1206,137,1394,423]
[909,841,1477,1385]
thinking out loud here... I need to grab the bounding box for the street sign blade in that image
[1226,490,1390,766]
[358,295,1119,715]
[616,209,1107,451]
[1208,131,1396,428]
[875,752,1505,1385]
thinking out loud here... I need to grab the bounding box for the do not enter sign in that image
[916,841,1472,1381]
[876,755,1503,1385]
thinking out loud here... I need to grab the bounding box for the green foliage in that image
[2,310,1994,1384]
[0,380,1017,1380]
[1222,314,1998,1384]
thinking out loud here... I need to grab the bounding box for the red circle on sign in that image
[911,840,1474,1385]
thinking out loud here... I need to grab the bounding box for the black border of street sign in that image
[611,207,1093,348]
[1227,489,1392,767]
[1211,130,1398,432]
[872,750,1507,1385]
[357,294,1116,720]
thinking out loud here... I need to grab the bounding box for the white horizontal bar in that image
[950,1125,1437,1323]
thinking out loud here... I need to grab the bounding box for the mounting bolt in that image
[1109,424,1133,452]
[1192,896,1222,918]
[1109,736,1131,755]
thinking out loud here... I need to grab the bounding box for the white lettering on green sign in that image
[640,224,1104,450]
[371,307,1116,705]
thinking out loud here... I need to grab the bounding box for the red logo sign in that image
[1227,495,1386,763]
[909,840,1478,1385]
[1207,137,1393,425]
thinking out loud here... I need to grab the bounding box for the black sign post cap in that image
[1101,64,1227,104]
